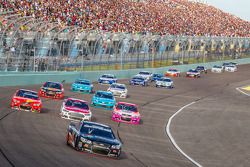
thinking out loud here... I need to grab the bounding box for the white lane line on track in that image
[236,87,250,96]
[166,101,203,167]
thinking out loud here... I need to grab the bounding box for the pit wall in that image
[1,58,250,87]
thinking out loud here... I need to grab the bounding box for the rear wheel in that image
[66,133,70,146]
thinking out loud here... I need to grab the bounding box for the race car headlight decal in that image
[33,103,40,107]
[63,109,69,112]
[111,144,121,149]
[80,137,92,144]
[13,99,20,103]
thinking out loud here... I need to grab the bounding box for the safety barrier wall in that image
[1,58,250,87]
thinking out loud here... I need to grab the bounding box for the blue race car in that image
[152,73,164,82]
[129,76,149,86]
[91,91,116,109]
[98,74,117,85]
[66,121,122,158]
[71,79,93,93]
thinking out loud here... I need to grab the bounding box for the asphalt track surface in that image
[0,65,250,167]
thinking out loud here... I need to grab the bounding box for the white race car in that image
[155,77,174,88]
[225,65,237,72]
[107,83,128,98]
[186,69,201,78]
[136,71,153,81]
[211,65,223,73]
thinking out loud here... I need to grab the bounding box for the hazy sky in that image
[206,0,250,21]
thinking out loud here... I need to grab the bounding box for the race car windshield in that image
[65,100,89,109]
[76,81,90,85]
[44,82,61,89]
[214,65,222,68]
[81,126,115,139]
[162,78,172,82]
[96,92,113,99]
[117,103,137,112]
[102,75,115,79]
[169,69,177,72]
[153,74,162,77]
[139,72,150,75]
[17,90,39,100]
[133,77,144,81]
[196,66,204,69]
[111,84,125,90]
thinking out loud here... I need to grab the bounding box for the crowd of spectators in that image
[0,0,250,37]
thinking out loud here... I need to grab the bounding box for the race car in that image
[112,102,140,125]
[60,98,92,121]
[107,83,128,98]
[152,73,164,82]
[98,74,117,85]
[211,65,223,73]
[71,79,93,93]
[66,121,122,158]
[136,71,152,81]
[129,76,149,86]
[165,68,181,77]
[39,81,64,99]
[11,89,42,113]
[91,91,116,109]
[195,66,208,74]
[186,69,201,78]
[225,65,237,72]
[155,77,174,88]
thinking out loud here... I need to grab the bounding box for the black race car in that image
[66,121,122,158]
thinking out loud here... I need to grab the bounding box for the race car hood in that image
[93,96,115,103]
[130,78,144,82]
[72,83,92,89]
[81,134,120,145]
[109,88,126,92]
[13,96,41,104]
[99,77,117,81]
[64,106,90,114]
[41,87,62,92]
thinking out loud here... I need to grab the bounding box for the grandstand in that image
[0,0,249,71]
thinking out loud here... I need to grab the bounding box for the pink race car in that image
[112,102,140,124]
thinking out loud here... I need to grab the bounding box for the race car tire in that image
[66,133,70,146]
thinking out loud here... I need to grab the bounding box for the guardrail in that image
[1,58,250,87]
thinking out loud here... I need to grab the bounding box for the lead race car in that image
[11,89,42,113]
[186,69,201,78]
[98,74,117,85]
[71,79,93,93]
[91,91,116,109]
[66,121,122,158]
[107,83,128,98]
[165,68,181,77]
[155,77,174,88]
[60,98,92,121]
[39,81,64,99]
[112,102,140,124]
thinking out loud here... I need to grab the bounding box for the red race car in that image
[11,89,42,113]
[39,81,64,99]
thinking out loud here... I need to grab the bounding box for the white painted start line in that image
[236,87,250,97]
[166,101,203,167]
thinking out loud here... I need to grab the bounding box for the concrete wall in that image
[1,58,250,87]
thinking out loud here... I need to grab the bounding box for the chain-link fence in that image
[0,16,250,72]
